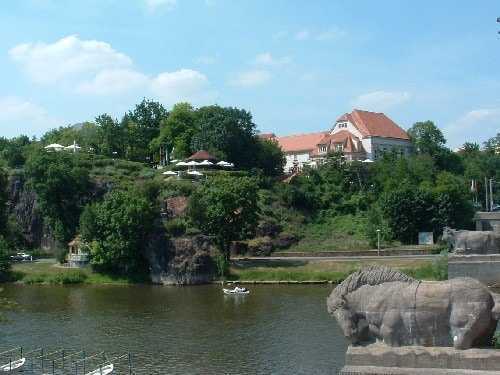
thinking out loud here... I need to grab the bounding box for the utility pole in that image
[485,177,489,211]
[490,178,495,211]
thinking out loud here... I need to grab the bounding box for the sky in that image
[0,0,499,148]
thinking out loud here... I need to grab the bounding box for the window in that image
[319,145,327,153]
[336,122,348,129]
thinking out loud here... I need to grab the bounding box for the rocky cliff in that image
[7,173,57,251]
[146,231,216,285]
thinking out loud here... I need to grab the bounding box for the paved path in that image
[233,254,439,262]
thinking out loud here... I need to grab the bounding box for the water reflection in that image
[0,284,346,374]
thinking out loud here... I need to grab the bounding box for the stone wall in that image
[341,344,500,375]
[448,254,500,287]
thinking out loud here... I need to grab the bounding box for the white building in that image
[266,109,412,173]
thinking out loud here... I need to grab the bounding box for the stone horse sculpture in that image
[327,266,500,349]
[442,227,500,254]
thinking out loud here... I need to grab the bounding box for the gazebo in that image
[67,236,89,268]
[187,150,217,162]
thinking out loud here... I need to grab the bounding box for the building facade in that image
[265,109,412,173]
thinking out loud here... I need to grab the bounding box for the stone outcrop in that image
[146,232,216,285]
[7,173,56,251]
[327,265,500,350]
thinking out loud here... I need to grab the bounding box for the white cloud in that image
[293,27,345,42]
[352,91,411,111]
[151,69,212,105]
[9,35,215,105]
[0,96,60,137]
[315,27,346,41]
[229,70,271,88]
[254,52,291,66]
[77,69,149,95]
[445,108,500,147]
[295,30,310,41]
[195,55,217,65]
[9,35,132,85]
[144,0,177,11]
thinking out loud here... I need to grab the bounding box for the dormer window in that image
[319,145,327,153]
[337,122,348,129]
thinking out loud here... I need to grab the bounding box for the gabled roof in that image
[276,131,328,153]
[188,150,217,161]
[336,109,409,140]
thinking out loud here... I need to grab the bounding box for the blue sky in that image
[0,0,499,148]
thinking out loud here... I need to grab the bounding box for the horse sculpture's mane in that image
[328,265,415,311]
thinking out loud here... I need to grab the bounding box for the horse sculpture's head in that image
[442,227,456,246]
[327,266,415,345]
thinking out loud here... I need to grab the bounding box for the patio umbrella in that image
[198,160,214,166]
[44,143,64,151]
[162,171,177,176]
[185,161,199,166]
[187,170,204,176]
[176,161,189,166]
[362,159,374,163]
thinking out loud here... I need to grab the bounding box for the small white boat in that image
[223,287,250,295]
[0,357,25,372]
[85,363,114,375]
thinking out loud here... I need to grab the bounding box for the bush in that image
[164,219,187,237]
[54,246,68,264]
[214,253,229,277]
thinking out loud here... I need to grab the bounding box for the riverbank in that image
[9,254,447,286]
[10,260,146,285]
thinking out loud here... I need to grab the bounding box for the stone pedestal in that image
[341,344,500,375]
[448,254,500,287]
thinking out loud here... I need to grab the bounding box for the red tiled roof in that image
[188,150,217,161]
[258,133,276,140]
[336,109,409,140]
[276,131,328,153]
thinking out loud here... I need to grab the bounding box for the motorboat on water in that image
[223,286,250,295]
[85,363,114,375]
[0,358,25,372]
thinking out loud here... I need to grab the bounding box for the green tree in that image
[25,151,91,243]
[95,114,124,157]
[408,121,446,157]
[188,176,259,264]
[126,99,168,162]
[80,189,155,275]
[192,105,257,169]
[0,135,32,168]
[254,138,285,176]
[0,236,11,282]
[380,186,436,244]
[151,103,197,160]
[0,167,8,236]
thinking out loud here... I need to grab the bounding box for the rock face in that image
[443,227,500,254]
[7,173,57,251]
[327,265,500,350]
[146,232,216,285]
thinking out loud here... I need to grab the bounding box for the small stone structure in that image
[474,211,500,231]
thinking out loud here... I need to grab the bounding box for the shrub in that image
[164,219,187,237]
[54,246,68,264]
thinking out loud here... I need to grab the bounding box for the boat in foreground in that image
[85,363,114,375]
[0,358,25,372]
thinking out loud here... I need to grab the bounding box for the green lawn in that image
[11,260,142,285]
[229,256,447,282]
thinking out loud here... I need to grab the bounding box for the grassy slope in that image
[229,256,447,282]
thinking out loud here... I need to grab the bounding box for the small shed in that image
[67,236,90,268]
[187,150,217,162]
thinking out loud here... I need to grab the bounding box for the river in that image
[0,284,347,374]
